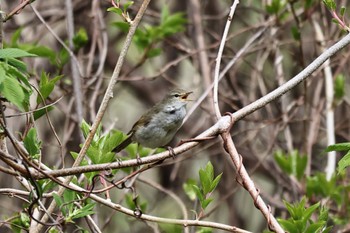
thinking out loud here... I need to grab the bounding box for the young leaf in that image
[107,7,123,16]
[303,202,320,220]
[73,28,89,50]
[33,106,54,120]
[192,185,204,203]
[325,142,350,152]
[199,169,211,195]
[274,150,292,174]
[71,203,95,219]
[23,128,41,158]
[183,179,197,201]
[53,193,65,216]
[201,198,213,209]
[340,6,346,17]
[334,74,345,101]
[278,219,298,233]
[210,173,222,193]
[37,72,63,104]
[337,150,350,173]
[322,0,336,11]
[123,1,134,11]
[0,48,37,59]
[80,120,92,139]
[0,75,30,111]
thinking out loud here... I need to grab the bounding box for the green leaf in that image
[210,173,222,193]
[0,63,7,83]
[161,4,170,23]
[0,75,30,111]
[192,184,204,203]
[274,150,292,174]
[10,28,23,46]
[71,203,95,219]
[123,1,134,11]
[295,153,307,181]
[80,120,91,139]
[337,150,350,173]
[291,26,301,41]
[322,0,336,11]
[183,179,197,201]
[334,74,345,100]
[325,142,350,152]
[340,6,346,17]
[23,128,41,158]
[199,169,211,195]
[201,198,213,209]
[303,202,320,220]
[73,28,89,50]
[304,0,314,9]
[53,193,65,215]
[57,47,70,68]
[70,151,89,167]
[87,145,103,164]
[266,0,286,15]
[304,222,326,233]
[19,212,30,228]
[37,72,63,104]
[103,131,124,153]
[125,193,136,209]
[112,21,130,32]
[33,106,54,120]
[7,57,28,73]
[278,219,298,233]
[160,12,186,36]
[205,162,214,180]
[27,45,57,65]
[147,48,162,58]
[319,206,329,222]
[107,7,123,16]
[0,48,37,59]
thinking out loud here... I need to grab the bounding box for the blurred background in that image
[0,0,350,232]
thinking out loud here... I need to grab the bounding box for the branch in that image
[213,0,240,119]
[66,0,84,142]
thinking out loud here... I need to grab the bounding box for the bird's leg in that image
[167,146,176,159]
[136,143,142,164]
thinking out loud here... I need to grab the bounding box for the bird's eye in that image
[174,94,180,98]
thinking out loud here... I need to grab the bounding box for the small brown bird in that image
[113,88,192,153]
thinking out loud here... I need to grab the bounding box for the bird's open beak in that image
[181,91,193,101]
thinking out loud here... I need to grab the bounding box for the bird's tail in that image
[113,134,133,153]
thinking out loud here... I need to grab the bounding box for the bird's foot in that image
[167,146,176,159]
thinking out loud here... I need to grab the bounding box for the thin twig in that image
[213,0,240,119]
[65,0,84,142]
[30,4,85,77]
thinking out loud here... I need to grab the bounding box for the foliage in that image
[325,142,350,174]
[53,190,95,223]
[70,120,124,182]
[110,4,186,58]
[274,150,307,181]
[278,197,332,233]
[183,162,222,217]
[0,48,35,111]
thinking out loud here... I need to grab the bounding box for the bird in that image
[113,88,192,153]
